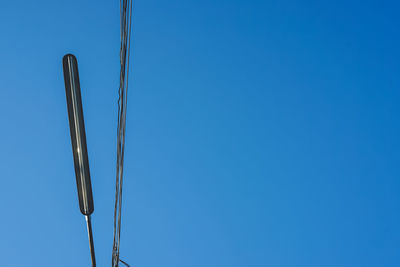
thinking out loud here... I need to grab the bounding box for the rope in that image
[112,0,133,266]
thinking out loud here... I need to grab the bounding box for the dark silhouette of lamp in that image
[63,54,96,267]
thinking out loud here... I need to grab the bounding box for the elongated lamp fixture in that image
[63,54,96,267]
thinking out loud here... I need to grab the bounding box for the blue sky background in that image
[0,0,399,266]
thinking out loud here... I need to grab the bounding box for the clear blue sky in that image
[0,0,399,266]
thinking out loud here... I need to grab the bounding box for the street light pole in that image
[63,53,96,267]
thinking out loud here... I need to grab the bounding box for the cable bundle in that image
[112,0,133,266]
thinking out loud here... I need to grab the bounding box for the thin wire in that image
[119,259,131,267]
[112,0,133,266]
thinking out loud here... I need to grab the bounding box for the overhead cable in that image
[112,0,133,266]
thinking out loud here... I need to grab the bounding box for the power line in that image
[112,0,134,266]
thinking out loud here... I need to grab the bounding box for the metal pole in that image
[86,215,97,267]
[63,53,97,267]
